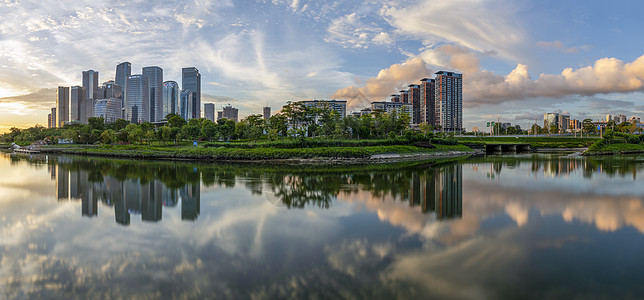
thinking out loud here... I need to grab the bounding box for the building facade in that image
[162,81,179,118]
[544,113,559,130]
[204,103,215,122]
[182,67,201,119]
[126,75,149,123]
[49,108,57,128]
[434,71,463,131]
[558,115,570,132]
[70,86,85,122]
[56,86,70,127]
[407,84,420,124]
[94,98,122,123]
[370,101,413,123]
[218,105,239,122]
[419,78,435,126]
[142,66,163,122]
[263,106,271,120]
[300,99,347,118]
[82,70,99,100]
[115,62,131,114]
[179,89,194,120]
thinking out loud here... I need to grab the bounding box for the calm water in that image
[1,152,644,299]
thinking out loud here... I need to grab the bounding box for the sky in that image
[1,0,644,133]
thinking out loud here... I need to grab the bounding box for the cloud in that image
[332,44,644,109]
[382,0,526,60]
[331,56,431,109]
[325,10,395,49]
[536,40,591,54]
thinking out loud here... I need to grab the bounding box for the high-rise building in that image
[434,71,463,131]
[390,94,400,103]
[50,108,57,128]
[182,67,201,119]
[70,86,85,122]
[300,99,347,118]
[370,101,413,123]
[179,89,194,120]
[162,81,179,118]
[115,62,131,114]
[142,66,163,122]
[94,98,122,123]
[101,81,123,100]
[407,84,420,124]
[263,106,271,120]
[82,70,99,100]
[56,86,70,127]
[419,78,436,126]
[217,104,239,122]
[126,75,149,123]
[204,103,215,121]
[606,114,612,123]
[558,115,570,132]
[544,113,559,130]
[400,90,409,103]
[47,113,52,129]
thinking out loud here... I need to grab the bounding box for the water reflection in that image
[3,153,644,299]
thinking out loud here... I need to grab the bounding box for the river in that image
[1,152,643,299]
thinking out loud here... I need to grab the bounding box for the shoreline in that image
[38,146,479,165]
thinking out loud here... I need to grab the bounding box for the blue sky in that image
[1,0,644,132]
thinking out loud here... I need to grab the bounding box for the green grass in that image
[456,136,598,148]
[40,144,473,161]
[585,140,644,155]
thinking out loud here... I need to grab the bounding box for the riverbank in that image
[39,143,477,164]
[582,142,644,156]
[456,136,598,148]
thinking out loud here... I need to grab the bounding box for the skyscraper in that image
[419,78,435,126]
[182,67,201,119]
[115,62,131,114]
[162,81,179,118]
[142,66,163,122]
[94,98,122,123]
[56,86,70,127]
[126,75,149,123]
[179,89,193,121]
[407,84,420,124]
[204,103,215,122]
[263,106,271,120]
[434,71,463,132]
[82,70,99,100]
[400,90,409,103]
[217,104,239,122]
[70,86,85,122]
[50,107,57,128]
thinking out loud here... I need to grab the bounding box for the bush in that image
[627,135,640,144]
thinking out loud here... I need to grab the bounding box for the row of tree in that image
[1,102,415,145]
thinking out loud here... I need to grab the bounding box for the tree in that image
[218,119,235,141]
[160,126,173,145]
[268,114,288,140]
[582,119,595,136]
[61,129,77,143]
[243,114,265,142]
[201,121,218,141]
[101,130,115,144]
[108,119,129,131]
[168,115,187,128]
[88,117,105,131]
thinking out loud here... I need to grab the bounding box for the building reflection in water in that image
[410,164,463,220]
[53,163,200,226]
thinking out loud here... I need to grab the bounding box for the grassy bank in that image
[456,136,598,148]
[584,141,644,155]
[40,143,474,161]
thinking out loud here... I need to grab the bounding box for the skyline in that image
[2,0,644,133]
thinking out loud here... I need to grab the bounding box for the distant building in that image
[614,114,627,124]
[630,116,640,124]
[56,86,70,127]
[115,62,131,115]
[407,84,420,124]
[204,103,215,122]
[70,86,85,122]
[606,114,612,123]
[217,104,238,122]
[570,119,580,132]
[544,113,559,130]
[143,66,163,122]
[399,90,409,103]
[419,78,436,126]
[182,67,201,119]
[162,81,179,118]
[82,70,99,100]
[434,71,463,131]
[370,101,413,123]
[94,98,122,123]
[179,89,194,120]
[126,75,150,123]
[49,108,57,128]
[390,94,400,103]
[47,113,52,129]
[300,99,347,118]
[263,106,271,120]
[558,115,570,132]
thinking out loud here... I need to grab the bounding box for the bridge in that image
[464,143,531,154]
